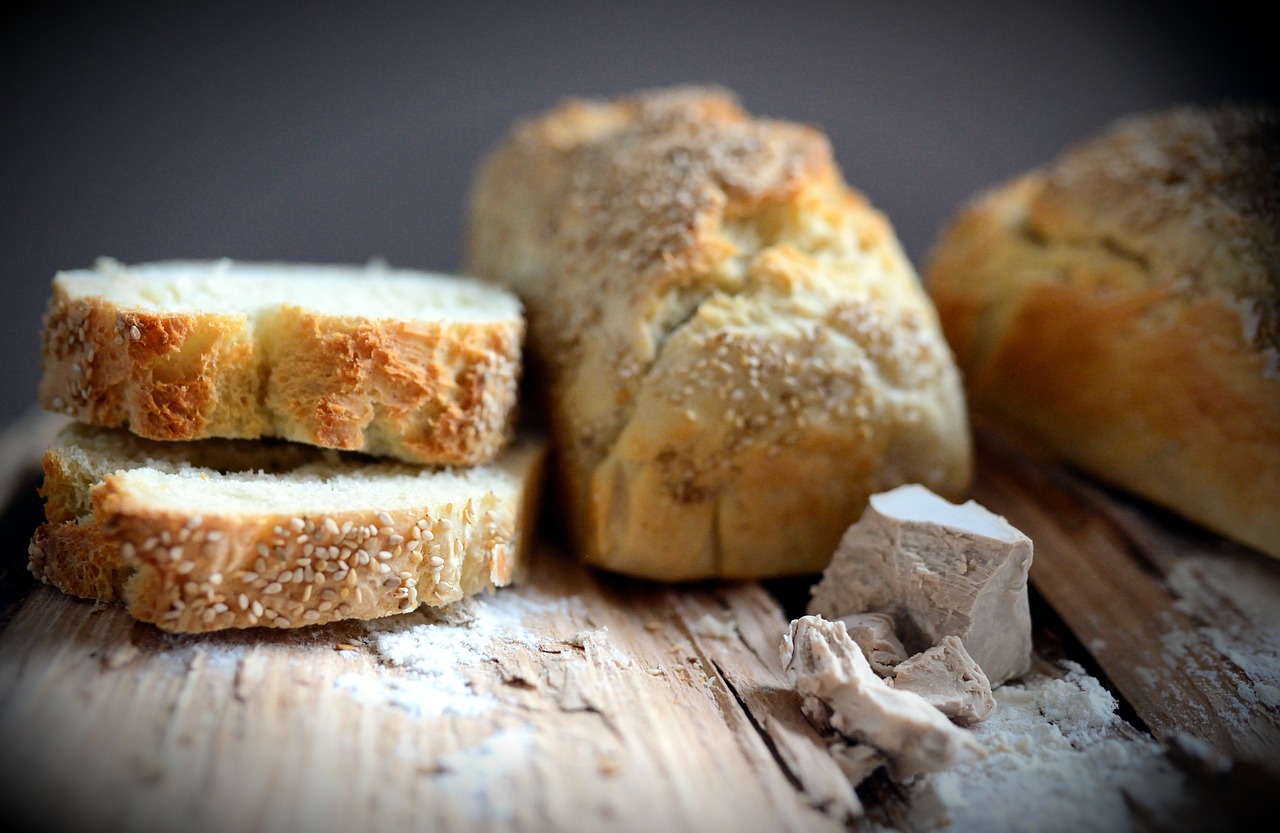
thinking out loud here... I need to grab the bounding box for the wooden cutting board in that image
[1,411,1277,833]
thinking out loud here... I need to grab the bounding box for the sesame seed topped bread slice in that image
[28,423,546,632]
[39,258,525,465]
[464,86,972,581]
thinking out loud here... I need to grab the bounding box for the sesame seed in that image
[264,582,283,595]
[376,511,393,526]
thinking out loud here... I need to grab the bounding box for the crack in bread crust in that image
[465,86,971,580]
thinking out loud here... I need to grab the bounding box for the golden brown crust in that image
[27,428,547,632]
[465,86,972,580]
[926,103,1280,560]
[38,276,523,466]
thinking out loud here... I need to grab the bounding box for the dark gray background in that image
[2,1,1273,435]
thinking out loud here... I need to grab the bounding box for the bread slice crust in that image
[29,424,546,632]
[38,259,524,465]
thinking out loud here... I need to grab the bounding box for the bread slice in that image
[28,423,546,632]
[38,258,524,465]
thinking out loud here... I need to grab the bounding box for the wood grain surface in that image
[2,413,1279,833]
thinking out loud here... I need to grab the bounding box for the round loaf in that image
[465,87,971,580]
[925,103,1279,560]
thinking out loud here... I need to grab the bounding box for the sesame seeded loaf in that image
[924,103,1280,560]
[28,423,546,632]
[464,86,972,580]
[39,258,524,465]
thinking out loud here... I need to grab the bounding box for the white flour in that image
[891,661,1198,833]
[335,587,587,718]
[1121,554,1280,740]
[1165,554,1280,716]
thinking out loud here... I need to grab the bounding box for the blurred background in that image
[1,1,1274,434]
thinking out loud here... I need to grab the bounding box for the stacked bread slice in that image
[28,258,545,632]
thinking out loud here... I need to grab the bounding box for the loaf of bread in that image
[38,258,524,465]
[28,422,546,632]
[925,103,1279,560]
[464,86,972,580]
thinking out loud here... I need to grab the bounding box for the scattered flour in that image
[692,613,738,640]
[891,662,1197,833]
[430,729,541,825]
[337,587,588,718]
[436,727,539,778]
[1165,556,1280,696]
[334,672,495,719]
[1146,555,1280,736]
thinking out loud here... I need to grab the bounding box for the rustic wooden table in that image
[1,412,1277,833]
